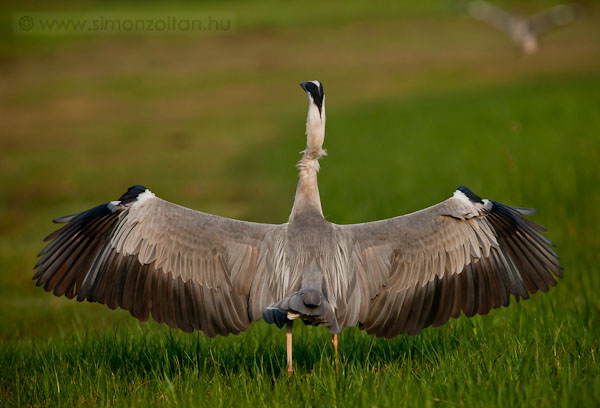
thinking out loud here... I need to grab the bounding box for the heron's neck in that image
[290,157,323,220]
[290,106,326,220]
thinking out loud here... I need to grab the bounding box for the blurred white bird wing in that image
[530,4,582,35]
[468,1,520,34]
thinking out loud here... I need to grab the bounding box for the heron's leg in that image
[286,321,293,375]
[332,334,338,358]
[332,334,339,372]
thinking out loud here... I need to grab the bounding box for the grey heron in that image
[468,1,584,55]
[34,80,562,374]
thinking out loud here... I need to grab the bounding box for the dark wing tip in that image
[118,185,148,204]
[52,214,77,224]
[512,206,538,216]
[457,186,484,204]
[48,184,147,227]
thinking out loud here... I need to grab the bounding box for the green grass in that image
[1,1,600,406]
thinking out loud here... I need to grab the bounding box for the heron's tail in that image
[262,288,340,333]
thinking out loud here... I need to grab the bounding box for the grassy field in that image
[1,1,600,406]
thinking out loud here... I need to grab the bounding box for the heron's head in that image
[299,80,326,158]
[300,80,325,119]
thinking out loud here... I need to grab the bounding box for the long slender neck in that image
[290,102,326,221]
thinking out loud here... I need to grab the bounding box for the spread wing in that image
[341,186,562,338]
[34,185,283,337]
[468,1,519,34]
[530,4,583,35]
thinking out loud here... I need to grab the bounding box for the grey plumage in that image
[35,81,562,366]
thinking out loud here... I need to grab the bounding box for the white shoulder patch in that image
[107,201,121,212]
[453,189,473,205]
[482,198,493,210]
[133,189,156,207]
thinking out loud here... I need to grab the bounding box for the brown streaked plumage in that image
[35,80,562,374]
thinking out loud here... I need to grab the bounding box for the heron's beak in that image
[299,82,309,92]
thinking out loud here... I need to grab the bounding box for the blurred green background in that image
[1,1,599,407]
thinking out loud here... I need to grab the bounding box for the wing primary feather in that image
[164,272,177,329]
[131,263,151,322]
[119,256,139,310]
[174,277,193,333]
[423,276,444,329]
